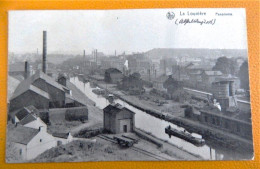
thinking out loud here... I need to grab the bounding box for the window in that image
[40,139,42,142]
[19,149,22,155]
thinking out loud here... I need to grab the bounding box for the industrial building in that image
[104,68,123,84]
[103,103,135,134]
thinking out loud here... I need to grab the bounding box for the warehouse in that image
[103,103,135,134]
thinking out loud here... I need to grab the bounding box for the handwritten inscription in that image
[175,18,216,25]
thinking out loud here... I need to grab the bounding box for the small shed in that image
[103,103,135,134]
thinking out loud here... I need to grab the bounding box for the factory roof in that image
[11,71,67,100]
[8,125,39,145]
[66,80,88,106]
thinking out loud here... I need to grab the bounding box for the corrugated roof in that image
[8,125,39,145]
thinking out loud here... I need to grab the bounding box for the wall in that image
[24,118,47,130]
[53,133,73,145]
[115,110,134,134]
[26,129,56,160]
[200,111,252,140]
[110,73,123,83]
[33,79,65,108]
[9,91,49,111]
[12,142,27,160]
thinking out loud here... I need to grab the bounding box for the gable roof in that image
[66,80,88,106]
[15,108,30,121]
[10,71,66,100]
[103,103,135,115]
[19,114,37,125]
[8,125,39,145]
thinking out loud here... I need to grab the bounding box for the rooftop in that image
[103,103,135,115]
[105,68,122,74]
[8,125,39,145]
[19,114,37,125]
[201,105,251,124]
[52,132,70,139]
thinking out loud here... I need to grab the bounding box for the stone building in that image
[8,125,56,160]
[104,68,123,84]
[103,103,135,134]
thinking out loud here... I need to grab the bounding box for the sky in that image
[9,8,248,55]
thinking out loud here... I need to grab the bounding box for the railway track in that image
[97,134,172,161]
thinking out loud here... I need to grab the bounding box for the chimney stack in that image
[42,31,47,73]
[24,61,29,79]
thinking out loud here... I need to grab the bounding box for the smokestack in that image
[42,31,47,73]
[148,69,151,81]
[24,61,29,79]
[164,60,166,75]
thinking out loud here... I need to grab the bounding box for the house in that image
[201,70,223,89]
[103,103,135,134]
[104,68,123,84]
[20,115,47,130]
[52,132,73,146]
[8,125,56,160]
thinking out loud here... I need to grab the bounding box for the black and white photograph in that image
[6,8,253,163]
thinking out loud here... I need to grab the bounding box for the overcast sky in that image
[9,9,247,55]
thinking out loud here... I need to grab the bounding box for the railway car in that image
[113,136,135,147]
[184,87,213,102]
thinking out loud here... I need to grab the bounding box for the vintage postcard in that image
[6,8,253,163]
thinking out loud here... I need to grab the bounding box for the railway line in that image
[97,134,172,161]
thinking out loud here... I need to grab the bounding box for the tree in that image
[212,57,238,75]
[238,61,249,90]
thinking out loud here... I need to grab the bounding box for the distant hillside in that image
[145,48,248,60]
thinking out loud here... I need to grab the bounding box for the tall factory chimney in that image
[42,31,47,73]
[24,61,29,79]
